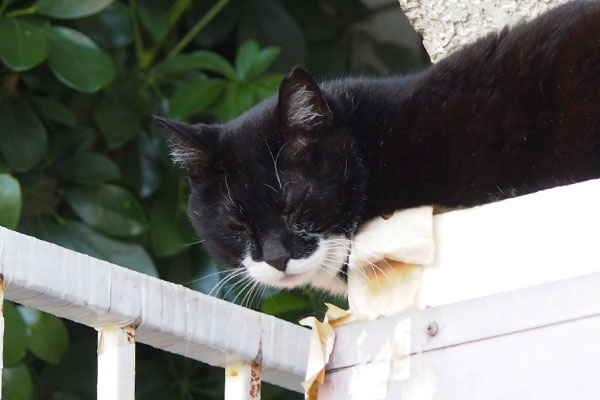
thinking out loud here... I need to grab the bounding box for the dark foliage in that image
[0,0,424,397]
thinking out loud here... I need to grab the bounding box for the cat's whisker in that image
[320,260,349,278]
[209,268,246,297]
[232,276,258,305]
[326,240,352,245]
[314,261,340,278]
[260,180,279,194]
[183,268,229,285]
[240,280,256,308]
[329,240,352,246]
[245,280,261,308]
[263,138,282,189]
[222,173,236,211]
[369,257,396,284]
[256,285,268,306]
[346,264,370,281]
[326,242,352,248]
[248,281,264,308]
[365,259,393,285]
[364,261,380,287]
[175,239,206,246]
[223,274,252,300]
[207,269,238,297]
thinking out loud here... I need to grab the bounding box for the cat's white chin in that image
[242,234,349,295]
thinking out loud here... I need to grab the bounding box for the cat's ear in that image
[153,116,219,179]
[278,67,333,136]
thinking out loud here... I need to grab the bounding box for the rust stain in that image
[228,369,238,377]
[122,325,136,343]
[250,360,261,399]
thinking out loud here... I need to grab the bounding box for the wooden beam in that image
[0,227,310,393]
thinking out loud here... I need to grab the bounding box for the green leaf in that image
[3,363,33,400]
[211,81,255,121]
[137,0,169,41]
[94,89,141,149]
[42,338,96,395]
[153,51,238,81]
[136,362,184,399]
[52,126,96,161]
[35,0,113,19]
[29,95,77,126]
[64,183,149,238]
[246,47,280,81]
[54,152,120,183]
[4,301,28,366]
[0,174,22,229]
[235,39,259,79]
[18,307,69,364]
[0,98,48,172]
[150,198,196,257]
[239,0,307,72]
[0,18,48,71]
[235,40,280,81]
[121,130,165,199]
[253,73,284,102]
[188,249,223,295]
[168,79,226,121]
[260,291,312,316]
[31,218,158,276]
[75,2,133,48]
[45,26,115,93]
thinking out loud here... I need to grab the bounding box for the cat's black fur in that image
[157,0,600,292]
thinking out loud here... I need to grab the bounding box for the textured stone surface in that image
[399,0,569,62]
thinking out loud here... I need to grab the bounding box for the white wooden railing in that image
[0,225,310,398]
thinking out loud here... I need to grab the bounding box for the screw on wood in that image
[426,322,439,337]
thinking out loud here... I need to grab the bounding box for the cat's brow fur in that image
[158,0,600,293]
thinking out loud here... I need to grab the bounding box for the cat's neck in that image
[326,75,450,220]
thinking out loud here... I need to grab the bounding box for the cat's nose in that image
[263,237,291,272]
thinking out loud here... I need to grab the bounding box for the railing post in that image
[97,325,136,400]
[225,355,261,400]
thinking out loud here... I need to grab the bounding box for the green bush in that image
[0,0,424,397]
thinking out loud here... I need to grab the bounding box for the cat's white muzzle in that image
[242,234,349,294]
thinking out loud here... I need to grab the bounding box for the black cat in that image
[157,0,600,294]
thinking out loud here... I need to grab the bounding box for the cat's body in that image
[158,0,600,294]
[324,0,600,218]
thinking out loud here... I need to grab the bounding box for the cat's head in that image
[156,67,365,294]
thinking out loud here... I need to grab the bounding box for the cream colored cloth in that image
[348,206,434,320]
[301,206,435,398]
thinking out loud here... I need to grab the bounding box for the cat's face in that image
[157,68,365,294]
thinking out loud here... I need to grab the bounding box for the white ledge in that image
[0,228,310,393]
[323,178,600,398]
[324,271,600,398]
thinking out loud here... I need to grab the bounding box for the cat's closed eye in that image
[283,184,310,215]
[219,207,250,234]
